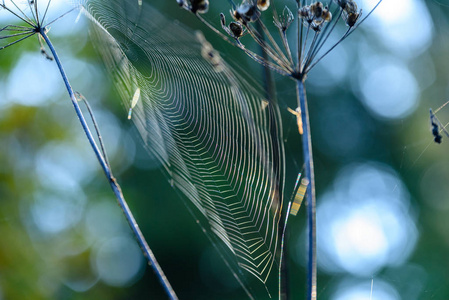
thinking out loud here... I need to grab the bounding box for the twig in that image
[279,201,292,300]
[75,92,111,168]
[39,28,178,300]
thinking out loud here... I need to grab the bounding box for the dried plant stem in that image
[39,29,178,300]
[296,79,316,300]
[256,21,289,299]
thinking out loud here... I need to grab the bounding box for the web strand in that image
[82,0,285,296]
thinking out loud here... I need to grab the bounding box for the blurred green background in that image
[1,0,449,299]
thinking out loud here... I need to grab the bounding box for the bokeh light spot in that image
[92,236,144,287]
[332,278,400,300]
[312,163,418,276]
[360,61,419,119]
[30,190,86,235]
[362,0,433,58]
[84,201,129,242]
[7,53,61,107]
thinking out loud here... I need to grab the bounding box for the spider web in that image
[80,0,286,295]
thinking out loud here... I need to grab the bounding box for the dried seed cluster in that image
[273,6,294,32]
[177,0,209,14]
[335,0,362,27]
[299,2,332,31]
[178,0,377,79]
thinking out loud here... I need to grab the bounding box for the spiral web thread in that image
[81,0,285,291]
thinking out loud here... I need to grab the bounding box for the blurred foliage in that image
[2,0,449,299]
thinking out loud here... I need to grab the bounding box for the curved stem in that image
[296,79,316,300]
[76,93,111,168]
[39,29,178,300]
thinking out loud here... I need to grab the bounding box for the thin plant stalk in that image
[39,28,179,300]
[256,21,290,299]
[296,78,316,300]
[279,201,293,300]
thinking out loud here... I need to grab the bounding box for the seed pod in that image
[257,0,270,11]
[298,5,313,24]
[229,22,244,38]
[274,6,294,31]
[191,0,209,14]
[310,2,324,19]
[322,6,332,22]
[345,0,358,14]
[234,3,261,23]
[220,13,226,27]
[345,11,360,27]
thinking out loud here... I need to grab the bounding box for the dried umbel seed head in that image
[298,5,313,23]
[229,22,244,38]
[310,2,324,19]
[257,0,270,11]
[234,3,261,23]
[299,2,331,30]
[344,11,360,27]
[342,0,361,27]
[191,0,209,14]
[344,0,358,14]
[316,5,332,23]
[334,0,359,14]
[177,0,209,13]
[274,6,294,31]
